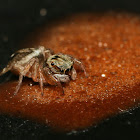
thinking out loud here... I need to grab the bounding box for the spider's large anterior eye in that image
[60,69,64,73]
[51,62,54,66]
[65,69,69,73]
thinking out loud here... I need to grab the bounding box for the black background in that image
[0,0,140,139]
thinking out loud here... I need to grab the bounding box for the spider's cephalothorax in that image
[0,46,87,96]
[46,54,73,74]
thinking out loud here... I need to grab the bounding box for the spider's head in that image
[46,54,73,74]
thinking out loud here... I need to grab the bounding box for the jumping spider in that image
[0,46,87,96]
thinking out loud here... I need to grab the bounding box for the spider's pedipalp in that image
[43,67,65,95]
[53,74,70,83]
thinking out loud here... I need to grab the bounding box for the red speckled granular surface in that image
[0,12,140,132]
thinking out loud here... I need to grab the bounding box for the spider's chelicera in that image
[0,46,87,96]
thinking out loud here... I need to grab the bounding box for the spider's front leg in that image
[70,67,77,80]
[73,58,88,77]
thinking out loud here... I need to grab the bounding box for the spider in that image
[0,46,87,96]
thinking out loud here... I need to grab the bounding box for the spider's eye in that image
[51,62,54,66]
[65,69,69,73]
[60,69,64,73]
[70,66,73,70]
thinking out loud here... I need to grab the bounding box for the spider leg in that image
[22,58,36,75]
[39,46,53,60]
[30,59,45,96]
[71,67,77,80]
[14,58,36,95]
[31,60,39,82]
[14,74,23,95]
[73,58,88,77]
[0,65,12,76]
[38,66,44,96]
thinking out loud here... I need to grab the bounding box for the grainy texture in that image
[0,12,140,132]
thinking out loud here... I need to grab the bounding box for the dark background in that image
[0,0,140,139]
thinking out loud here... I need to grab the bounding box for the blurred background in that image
[0,0,140,139]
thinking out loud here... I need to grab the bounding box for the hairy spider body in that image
[0,46,87,96]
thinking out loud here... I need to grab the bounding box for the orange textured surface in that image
[0,12,140,132]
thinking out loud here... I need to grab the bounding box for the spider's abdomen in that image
[11,48,43,66]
